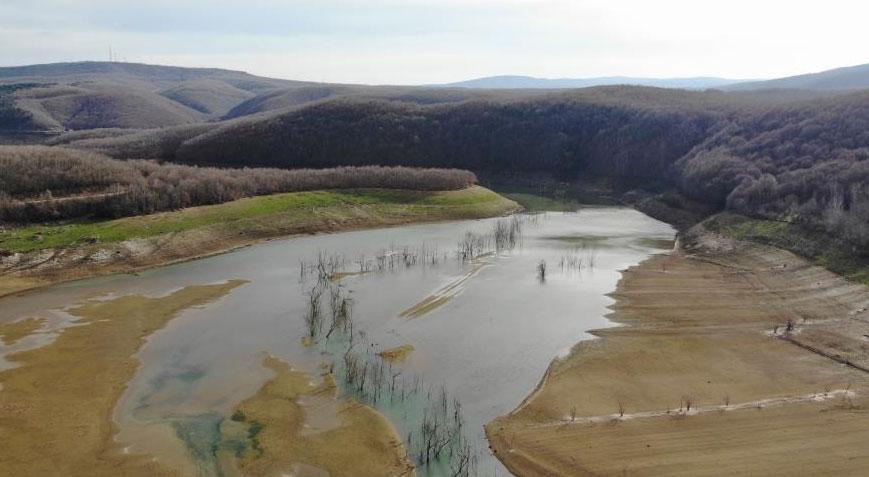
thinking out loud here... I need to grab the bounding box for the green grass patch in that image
[0,186,515,253]
[704,213,869,285]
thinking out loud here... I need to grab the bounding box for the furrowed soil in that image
[486,226,869,476]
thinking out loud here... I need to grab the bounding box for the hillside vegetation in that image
[111,87,863,254]
[0,62,539,131]
[0,62,303,131]
[0,146,477,222]
[3,61,869,264]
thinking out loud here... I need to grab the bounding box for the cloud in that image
[1,0,867,83]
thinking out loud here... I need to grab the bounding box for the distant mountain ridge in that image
[440,75,751,90]
[0,61,296,87]
[3,60,869,134]
[723,63,869,91]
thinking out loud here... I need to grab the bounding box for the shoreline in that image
[226,356,415,476]
[0,280,246,475]
[486,226,869,475]
[0,186,520,299]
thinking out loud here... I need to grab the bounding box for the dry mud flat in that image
[487,229,869,476]
[0,281,246,476]
[0,281,411,476]
[225,356,413,477]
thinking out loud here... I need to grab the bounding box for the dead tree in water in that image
[325,287,352,340]
[305,285,324,338]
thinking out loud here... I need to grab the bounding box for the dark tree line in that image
[0,146,477,223]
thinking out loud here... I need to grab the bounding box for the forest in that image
[6,81,869,252]
[51,86,866,250]
[0,146,476,222]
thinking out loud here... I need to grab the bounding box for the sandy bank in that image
[486,228,869,475]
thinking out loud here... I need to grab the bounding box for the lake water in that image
[0,207,674,476]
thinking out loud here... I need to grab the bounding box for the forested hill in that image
[6,61,868,255]
[49,85,869,252]
[0,62,540,131]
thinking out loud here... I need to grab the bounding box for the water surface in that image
[0,207,674,476]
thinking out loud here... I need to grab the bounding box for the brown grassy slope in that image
[0,61,298,92]
[160,79,255,117]
[16,83,204,129]
[222,85,359,118]
[486,231,869,476]
[0,61,306,130]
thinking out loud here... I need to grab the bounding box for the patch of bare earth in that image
[486,228,869,476]
[224,356,414,477]
[0,280,245,476]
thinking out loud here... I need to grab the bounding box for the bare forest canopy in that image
[0,146,476,222]
[1,61,868,251]
[46,87,867,247]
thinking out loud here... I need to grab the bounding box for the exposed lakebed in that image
[0,207,674,476]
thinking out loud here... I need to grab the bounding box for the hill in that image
[726,63,869,91]
[0,62,543,131]
[441,75,749,90]
[222,84,543,119]
[55,84,866,258]
[159,79,255,117]
[0,61,306,131]
[0,61,296,91]
[4,61,868,263]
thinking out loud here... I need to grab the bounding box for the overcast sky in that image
[1,0,866,84]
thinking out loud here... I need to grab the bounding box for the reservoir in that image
[0,207,674,476]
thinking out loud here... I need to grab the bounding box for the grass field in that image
[0,186,515,253]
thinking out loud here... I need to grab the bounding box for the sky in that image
[1,0,867,85]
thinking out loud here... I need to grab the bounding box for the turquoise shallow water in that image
[0,207,674,476]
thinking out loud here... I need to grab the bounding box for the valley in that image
[2,48,869,476]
